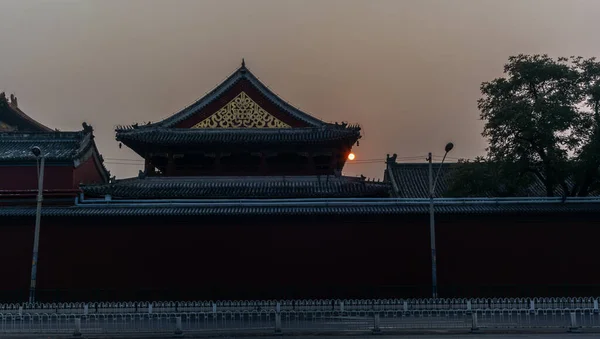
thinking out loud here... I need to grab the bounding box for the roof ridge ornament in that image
[82,122,94,133]
[241,58,246,68]
[386,153,398,164]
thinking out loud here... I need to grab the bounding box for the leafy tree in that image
[446,157,534,197]
[448,55,600,197]
[570,57,600,196]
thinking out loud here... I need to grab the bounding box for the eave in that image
[1,196,599,217]
[115,126,361,156]
[0,125,110,183]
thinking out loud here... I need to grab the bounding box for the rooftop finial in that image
[241,58,246,68]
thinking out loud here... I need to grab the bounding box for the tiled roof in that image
[141,62,327,128]
[2,198,600,217]
[0,126,110,183]
[0,93,52,132]
[385,162,594,198]
[81,175,391,199]
[115,126,361,147]
[0,131,94,162]
[385,162,458,198]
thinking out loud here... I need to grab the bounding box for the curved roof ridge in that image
[133,62,330,129]
[0,93,53,132]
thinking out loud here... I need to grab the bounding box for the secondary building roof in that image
[0,123,110,182]
[81,175,391,199]
[384,158,595,198]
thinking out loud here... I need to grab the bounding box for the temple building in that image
[84,61,390,200]
[0,93,109,205]
[1,63,600,302]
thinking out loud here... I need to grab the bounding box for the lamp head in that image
[31,146,42,158]
[444,142,454,153]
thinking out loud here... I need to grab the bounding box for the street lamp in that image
[29,146,45,304]
[427,142,454,299]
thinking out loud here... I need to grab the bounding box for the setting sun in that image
[347,153,355,161]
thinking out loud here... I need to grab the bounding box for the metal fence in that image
[0,309,599,335]
[0,298,598,335]
[1,297,598,315]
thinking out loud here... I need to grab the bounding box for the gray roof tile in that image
[115,126,361,147]
[385,162,594,198]
[82,175,391,199]
[2,198,600,217]
[386,163,462,198]
[0,131,93,162]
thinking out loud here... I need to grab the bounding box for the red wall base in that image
[1,213,599,302]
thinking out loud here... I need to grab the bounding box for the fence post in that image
[274,312,282,334]
[372,313,381,334]
[73,317,82,337]
[467,300,472,314]
[83,304,88,316]
[470,312,479,332]
[212,303,217,314]
[529,300,535,314]
[174,316,183,336]
[594,299,599,314]
[403,301,408,313]
[568,312,581,333]
[276,302,281,313]
[340,301,344,313]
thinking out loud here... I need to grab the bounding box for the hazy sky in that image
[1,0,599,179]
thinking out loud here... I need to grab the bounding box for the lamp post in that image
[29,146,45,304]
[427,142,454,299]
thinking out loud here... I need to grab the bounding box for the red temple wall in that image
[435,216,600,296]
[1,214,599,302]
[72,156,106,187]
[0,165,73,190]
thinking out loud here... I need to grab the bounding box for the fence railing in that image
[0,309,599,335]
[0,297,599,315]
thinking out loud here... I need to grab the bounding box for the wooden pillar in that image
[166,152,174,176]
[144,153,155,176]
[307,152,315,175]
[260,152,268,175]
[329,151,338,175]
[215,152,222,175]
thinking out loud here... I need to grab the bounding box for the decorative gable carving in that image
[192,92,290,129]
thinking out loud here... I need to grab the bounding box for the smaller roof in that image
[385,162,457,198]
[82,175,391,199]
[0,124,110,182]
[0,131,91,162]
[385,160,592,198]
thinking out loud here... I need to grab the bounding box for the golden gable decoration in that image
[192,92,290,129]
